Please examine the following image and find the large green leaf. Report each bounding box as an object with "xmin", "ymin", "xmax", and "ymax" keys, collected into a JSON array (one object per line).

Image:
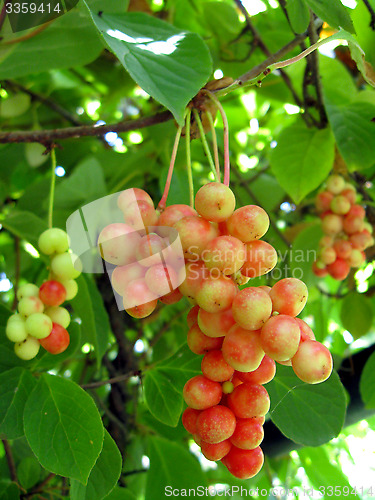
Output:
[
  {"xmin": 0, "ymin": 368, "xmax": 37, "ymax": 440},
  {"xmin": 360, "ymin": 351, "xmax": 375, "ymax": 409},
  {"xmin": 17, "ymin": 456, "xmax": 42, "ymax": 490},
  {"xmin": 0, "ymin": 481, "xmax": 20, "ymax": 500},
  {"xmin": 1, "ymin": 211, "xmax": 48, "ymax": 249},
  {"xmin": 146, "ymin": 436, "xmax": 206, "ymax": 500},
  {"xmin": 143, "ymin": 344, "xmax": 201, "ymax": 427},
  {"xmin": 304, "ymin": 0, "xmax": 355, "ymax": 33},
  {"xmin": 0, "ymin": 6, "xmax": 103, "ymax": 79},
  {"xmin": 53, "ymin": 157, "xmax": 106, "ymax": 211},
  {"xmin": 84, "ymin": 9, "xmax": 212, "ymax": 124},
  {"xmin": 340, "ymin": 293, "xmax": 373, "ymax": 339},
  {"xmin": 70, "ymin": 275, "xmax": 110, "ymax": 368},
  {"xmin": 70, "ymin": 430, "xmax": 122, "ymax": 500},
  {"xmin": 24, "ymin": 373, "xmax": 104, "ymax": 484},
  {"xmin": 289, "ymin": 223, "xmax": 322, "ymax": 287},
  {"xmin": 270, "ymin": 123, "xmax": 335, "ymax": 203},
  {"xmin": 325, "ymin": 101, "xmax": 375, "ymax": 171},
  {"xmin": 286, "ymin": 0, "xmax": 310, "ymax": 34},
  {"xmin": 298, "ymin": 447, "xmax": 358, "ymax": 499},
  {"xmin": 267, "ymin": 366, "xmax": 346, "ymax": 446}
]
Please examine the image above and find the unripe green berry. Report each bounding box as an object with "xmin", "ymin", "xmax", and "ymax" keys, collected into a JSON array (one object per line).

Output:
[
  {"xmin": 51, "ymin": 253, "xmax": 82, "ymax": 280},
  {"xmin": 18, "ymin": 296, "xmax": 44, "ymax": 317},
  {"xmin": 6, "ymin": 316, "xmax": 28, "ymax": 342},
  {"xmin": 38, "ymin": 228, "xmax": 69, "ymax": 255},
  {"xmin": 17, "ymin": 283, "xmax": 39, "ymax": 300},
  {"xmin": 45, "ymin": 306, "xmax": 71, "ymax": 329},
  {"xmin": 14, "ymin": 336, "xmax": 40, "ymax": 360},
  {"xmin": 25, "ymin": 313, "xmax": 53, "ymax": 339}
]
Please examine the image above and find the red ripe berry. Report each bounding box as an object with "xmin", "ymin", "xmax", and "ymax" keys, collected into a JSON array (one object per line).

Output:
[
  {"xmin": 201, "ymin": 350, "xmax": 235, "ymax": 382},
  {"xmin": 222, "ymin": 446, "xmax": 264, "ymax": 479},
  {"xmin": 227, "ymin": 383, "xmax": 270, "ymax": 418},
  {"xmin": 187, "ymin": 324, "xmax": 223, "ymax": 355},
  {"xmin": 316, "ymin": 191, "xmax": 334, "ymax": 212},
  {"xmin": 326, "ymin": 258, "xmax": 350, "ymax": 280},
  {"xmin": 196, "ymin": 405, "xmax": 236, "ymax": 444},
  {"xmin": 181, "ymin": 408, "xmax": 201, "ymax": 434},
  {"xmin": 236, "ymin": 355, "xmax": 276, "ymax": 385},
  {"xmin": 187, "ymin": 305, "xmax": 200, "ymax": 328},
  {"xmin": 183, "ymin": 375, "xmax": 222, "ymax": 410},
  {"xmin": 39, "ymin": 323, "xmax": 70, "ymax": 354},
  {"xmin": 333, "ymin": 240, "xmax": 352, "ymax": 259},
  {"xmin": 341, "ymin": 187, "xmax": 356, "ymax": 205},
  {"xmin": 159, "ymin": 288, "xmax": 183, "ymax": 305},
  {"xmin": 269, "ymin": 278, "xmax": 308, "ymax": 317},
  {"xmin": 200, "ymin": 440, "xmax": 231, "ymax": 461},
  {"xmin": 312, "ymin": 261, "xmax": 328, "ymax": 277},
  {"xmin": 230, "ymin": 418, "xmax": 264, "ymax": 450},
  {"xmin": 158, "ymin": 204, "xmax": 197, "ymax": 227},
  {"xmin": 39, "ymin": 280, "xmax": 66, "ymax": 307}
]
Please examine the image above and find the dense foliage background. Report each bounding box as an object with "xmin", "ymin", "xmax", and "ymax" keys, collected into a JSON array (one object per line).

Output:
[{"xmin": 1, "ymin": 0, "xmax": 375, "ymax": 498}]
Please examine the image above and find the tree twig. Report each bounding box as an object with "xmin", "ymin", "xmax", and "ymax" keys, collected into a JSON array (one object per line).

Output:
[
  {"xmin": 2, "ymin": 439, "xmax": 18, "ymax": 483},
  {"xmin": 305, "ymin": 14, "xmax": 327, "ymax": 127},
  {"xmin": 362, "ymin": 0, "xmax": 375, "ymax": 30},
  {"xmin": 4, "ymin": 80, "xmax": 82, "ymax": 126},
  {"xmin": 0, "ymin": 110, "xmax": 173, "ymax": 144},
  {"xmin": 11, "ymin": 236, "xmax": 20, "ymax": 311},
  {"xmin": 82, "ymin": 369, "xmax": 141, "ymax": 389},
  {"xmin": 0, "ymin": 0, "xmax": 12, "ymax": 33},
  {"xmin": 232, "ymin": 0, "xmax": 311, "ymax": 125}
]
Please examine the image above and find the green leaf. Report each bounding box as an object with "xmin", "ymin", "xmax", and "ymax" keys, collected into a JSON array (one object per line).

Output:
[
  {"xmin": 320, "ymin": 54, "xmax": 357, "ymax": 106},
  {"xmin": 143, "ymin": 344, "xmax": 201, "ymax": 427},
  {"xmin": 286, "ymin": 0, "xmax": 310, "ymax": 34},
  {"xmin": 0, "ymin": 481, "xmax": 20, "ymax": 500},
  {"xmin": 0, "ymin": 368, "xmax": 37, "ymax": 439},
  {"xmin": 70, "ymin": 430, "xmax": 122, "ymax": 500},
  {"xmin": 70, "ymin": 275, "xmax": 110, "ymax": 368},
  {"xmin": 325, "ymin": 101, "xmax": 375, "ymax": 171},
  {"xmin": 267, "ymin": 366, "xmax": 346, "ymax": 446},
  {"xmin": 85, "ymin": 10, "xmax": 212, "ymax": 124},
  {"xmin": 340, "ymin": 293, "xmax": 373, "ymax": 339},
  {"xmin": 202, "ymin": 2, "xmax": 242, "ymax": 39},
  {"xmin": 0, "ymin": 7, "xmax": 103, "ymax": 79},
  {"xmin": 360, "ymin": 351, "xmax": 375, "ymax": 408},
  {"xmin": 17, "ymin": 456, "xmax": 41, "ymax": 490},
  {"xmin": 1, "ymin": 211, "xmax": 48, "ymax": 249},
  {"xmin": 24, "ymin": 373, "xmax": 104, "ymax": 484},
  {"xmin": 146, "ymin": 436, "xmax": 206, "ymax": 499},
  {"xmin": 298, "ymin": 447, "xmax": 358, "ymax": 499},
  {"xmin": 105, "ymin": 488, "xmax": 137, "ymax": 500},
  {"xmin": 290, "ymin": 223, "xmax": 322, "ymax": 286},
  {"xmin": 270, "ymin": 123, "xmax": 335, "ymax": 203},
  {"xmin": 54, "ymin": 157, "xmax": 106, "ymax": 211},
  {"xmin": 304, "ymin": 0, "xmax": 355, "ymax": 33}
]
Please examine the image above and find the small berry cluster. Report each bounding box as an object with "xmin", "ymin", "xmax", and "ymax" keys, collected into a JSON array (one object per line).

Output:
[
  {"xmin": 5, "ymin": 228, "xmax": 81, "ymax": 360},
  {"xmin": 98, "ymin": 183, "xmax": 333, "ymax": 479},
  {"xmin": 313, "ymin": 174, "xmax": 374, "ymax": 280}
]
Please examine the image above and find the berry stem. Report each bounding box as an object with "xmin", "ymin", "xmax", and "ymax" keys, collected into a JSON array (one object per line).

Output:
[
  {"xmin": 206, "ymin": 110, "xmax": 221, "ymax": 183},
  {"xmin": 48, "ymin": 148, "xmax": 57, "ymax": 229},
  {"xmin": 185, "ymin": 108, "xmax": 194, "ymax": 208},
  {"xmin": 192, "ymin": 108, "xmax": 219, "ymax": 183},
  {"xmin": 204, "ymin": 91, "xmax": 230, "ymax": 186},
  {"xmin": 158, "ymin": 121, "xmax": 183, "ymax": 210}
]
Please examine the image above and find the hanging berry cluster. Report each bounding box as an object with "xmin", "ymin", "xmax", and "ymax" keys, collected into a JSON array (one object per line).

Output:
[
  {"xmin": 5, "ymin": 228, "xmax": 81, "ymax": 360},
  {"xmin": 96, "ymin": 94, "xmax": 335, "ymax": 479},
  {"xmin": 313, "ymin": 174, "xmax": 374, "ymax": 280},
  {"xmin": 98, "ymin": 179, "xmax": 333, "ymax": 479}
]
